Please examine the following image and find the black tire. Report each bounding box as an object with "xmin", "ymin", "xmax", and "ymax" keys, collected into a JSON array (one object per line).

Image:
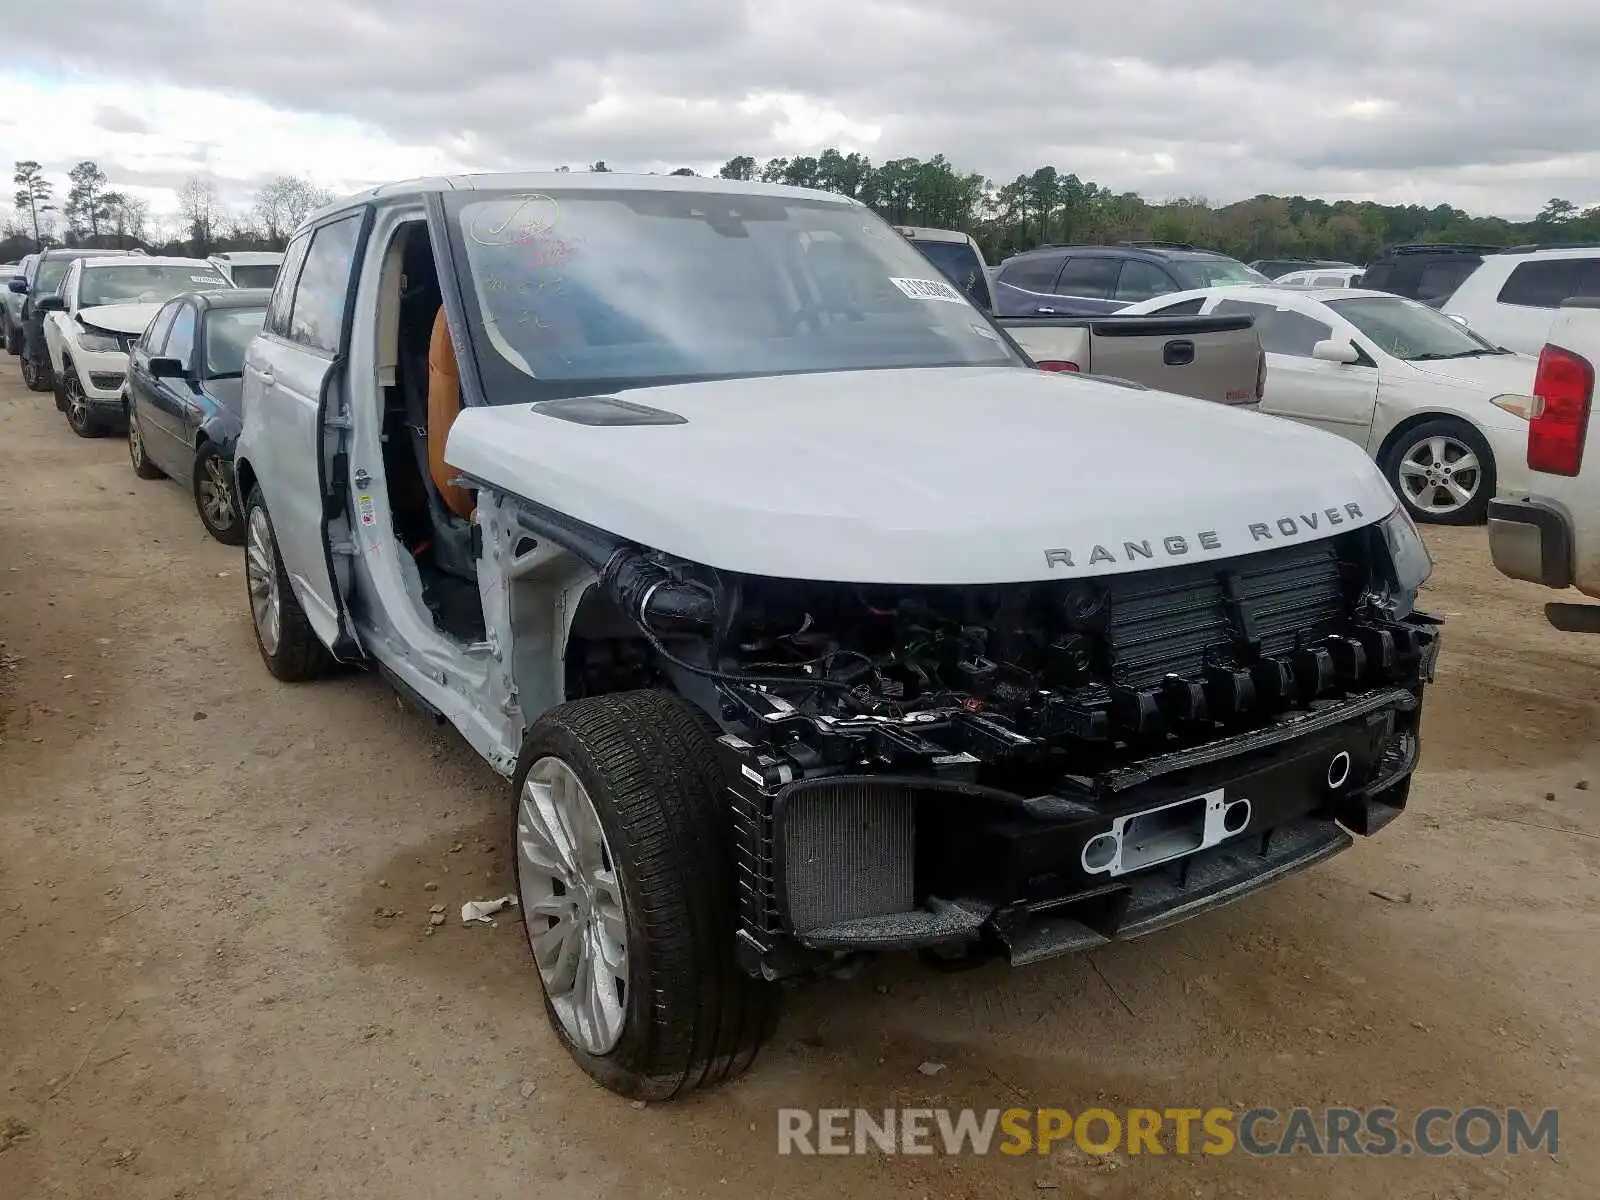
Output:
[
  {"xmin": 127, "ymin": 405, "xmax": 165, "ymax": 479},
  {"xmin": 3, "ymin": 317, "xmax": 18, "ymax": 356},
  {"xmin": 1383, "ymin": 417, "xmax": 1495, "ymax": 526},
  {"xmin": 243, "ymin": 484, "xmax": 334, "ymax": 682},
  {"xmin": 61, "ymin": 362, "xmax": 105, "ymax": 437},
  {"xmin": 21, "ymin": 350, "xmax": 52, "ymax": 393},
  {"xmin": 194, "ymin": 444, "xmax": 244, "ymax": 545},
  {"xmin": 513, "ymin": 690, "xmax": 780, "ymax": 1100}
]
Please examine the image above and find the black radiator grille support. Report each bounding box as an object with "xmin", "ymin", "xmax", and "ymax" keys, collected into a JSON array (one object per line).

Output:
[{"xmin": 1104, "ymin": 541, "xmax": 1349, "ymax": 688}]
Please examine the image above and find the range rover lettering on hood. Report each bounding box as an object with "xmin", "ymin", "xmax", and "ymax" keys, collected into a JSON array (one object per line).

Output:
[{"xmin": 1043, "ymin": 503, "xmax": 1368, "ymax": 570}]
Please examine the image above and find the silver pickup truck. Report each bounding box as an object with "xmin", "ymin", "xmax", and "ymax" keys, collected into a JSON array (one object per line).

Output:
[{"xmin": 900, "ymin": 226, "xmax": 1264, "ymax": 405}]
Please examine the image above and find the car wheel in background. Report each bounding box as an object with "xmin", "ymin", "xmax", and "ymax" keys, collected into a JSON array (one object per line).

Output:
[
  {"xmin": 194, "ymin": 444, "xmax": 244, "ymax": 545},
  {"xmin": 21, "ymin": 352, "xmax": 52, "ymax": 393},
  {"xmin": 3, "ymin": 317, "xmax": 18, "ymax": 355},
  {"xmin": 243, "ymin": 484, "xmax": 334, "ymax": 682},
  {"xmin": 128, "ymin": 406, "xmax": 165, "ymax": 480},
  {"xmin": 1384, "ymin": 417, "xmax": 1495, "ymax": 526}
]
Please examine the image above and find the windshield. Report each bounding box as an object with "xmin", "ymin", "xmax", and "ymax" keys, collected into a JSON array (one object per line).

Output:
[
  {"xmin": 448, "ymin": 188, "xmax": 1020, "ymax": 399},
  {"xmin": 228, "ymin": 264, "xmax": 280, "ymax": 289},
  {"xmin": 82, "ymin": 264, "xmax": 229, "ymax": 307},
  {"xmin": 36, "ymin": 258, "xmax": 79, "ymax": 294},
  {"xmin": 204, "ymin": 307, "xmax": 267, "ymax": 377},
  {"xmin": 1327, "ymin": 295, "xmax": 1503, "ymax": 360}
]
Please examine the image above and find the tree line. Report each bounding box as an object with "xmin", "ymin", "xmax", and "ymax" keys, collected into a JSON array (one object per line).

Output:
[
  {"xmin": 9, "ymin": 150, "xmax": 1599, "ymax": 268},
  {"xmin": 4, "ymin": 160, "xmax": 332, "ymax": 262}
]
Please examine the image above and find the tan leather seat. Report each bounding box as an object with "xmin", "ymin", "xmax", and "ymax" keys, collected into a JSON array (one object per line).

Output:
[{"xmin": 427, "ymin": 307, "xmax": 474, "ymax": 520}]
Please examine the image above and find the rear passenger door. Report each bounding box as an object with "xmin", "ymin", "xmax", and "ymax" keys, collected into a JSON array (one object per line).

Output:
[{"xmin": 243, "ymin": 210, "xmax": 371, "ymax": 657}]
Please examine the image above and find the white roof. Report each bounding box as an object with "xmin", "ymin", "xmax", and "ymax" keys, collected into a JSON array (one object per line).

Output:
[
  {"xmin": 302, "ymin": 169, "xmax": 861, "ymax": 231},
  {"xmin": 212, "ymin": 251, "xmax": 284, "ymax": 265},
  {"xmin": 81, "ymin": 254, "xmax": 223, "ymax": 270}
]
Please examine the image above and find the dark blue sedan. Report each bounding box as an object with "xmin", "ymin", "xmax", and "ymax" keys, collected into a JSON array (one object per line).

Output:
[{"xmin": 125, "ymin": 288, "xmax": 270, "ymax": 544}]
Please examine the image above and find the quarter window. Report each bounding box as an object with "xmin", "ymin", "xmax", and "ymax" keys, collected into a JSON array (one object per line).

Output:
[
  {"xmin": 287, "ymin": 214, "xmax": 364, "ymax": 354},
  {"xmin": 1495, "ymin": 258, "xmax": 1600, "ymax": 308}
]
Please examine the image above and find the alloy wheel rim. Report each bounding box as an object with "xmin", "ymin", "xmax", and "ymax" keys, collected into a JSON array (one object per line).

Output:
[
  {"xmin": 66, "ymin": 372, "xmax": 87, "ymax": 427},
  {"xmin": 516, "ymin": 756, "xmax": 629, "ymax": 1055},
  {"xmin": 244, "ymin": 507, "xmax": 281, "ymax": 654},
  {"xmin": 1398, "ymin": 434, "xmax": 1480, "ymax": 515},
  {"xmin": 128, "ymin": 414, "xmax": 144, "ymax": 467},
  {"xmin": 199, "ymin": 459, "xmax": 235, "ymax": 530}
]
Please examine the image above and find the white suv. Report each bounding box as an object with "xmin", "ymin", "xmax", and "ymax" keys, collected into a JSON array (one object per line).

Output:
[
  {"xmin": 39, "ymin": 255, "xmax": 231, "ymax": 436},
  {"xmin": 1443, "ymin": 246, "xmax": 1600, "ymax": 356},
  {"xmin": 234, "ymin": 171, "xmax": 1442, "ymax": 1101}
]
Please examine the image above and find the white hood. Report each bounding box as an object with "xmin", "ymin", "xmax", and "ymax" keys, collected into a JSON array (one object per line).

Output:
[
  {"xmin": 78, "ymin": 302, "xmax": 162, "ymax": 336},
  {"xmin": 445, "ymin": 366, "xmax": 1399, "ymax": 584}
]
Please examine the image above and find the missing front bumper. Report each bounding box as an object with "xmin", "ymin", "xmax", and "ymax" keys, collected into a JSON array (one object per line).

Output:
[{"xmin": 723, "ymin": 683, "xmax": 1424, "ymax": 980}]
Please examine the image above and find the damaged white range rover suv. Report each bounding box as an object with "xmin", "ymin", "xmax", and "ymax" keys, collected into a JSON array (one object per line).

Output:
[{"xmin": 235, "ymin": 173, "xmax": 1442, "ymax": 1100}]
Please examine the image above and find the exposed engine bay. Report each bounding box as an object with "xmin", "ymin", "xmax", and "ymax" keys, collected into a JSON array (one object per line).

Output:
[{"xmin": 576, "ymin": 519, "xmax": 1441, "ymax": 979}]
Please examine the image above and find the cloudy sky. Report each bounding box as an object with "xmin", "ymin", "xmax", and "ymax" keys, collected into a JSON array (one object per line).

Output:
[{"xmin": 3, "ymin": 0, "xmax": 1597, "ymax": 222}]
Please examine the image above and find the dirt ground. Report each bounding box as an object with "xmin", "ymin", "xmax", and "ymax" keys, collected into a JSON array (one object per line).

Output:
[{"xmin": 1, "ymin": 355, "xmax": 1596, "ymax": 1200}]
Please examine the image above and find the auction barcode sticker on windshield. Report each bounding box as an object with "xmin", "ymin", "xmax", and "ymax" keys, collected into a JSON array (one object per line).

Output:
[{"xmin": 889, "ymin": 277, "xmax": 966, "ymax": 303}]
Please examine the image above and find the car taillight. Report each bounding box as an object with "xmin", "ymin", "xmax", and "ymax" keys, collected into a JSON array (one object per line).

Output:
[
  {"xmin": 1036, "ymin": 360, "xmax": 1079, "ymax": 373},
  {"xmin": 1529, "ymin": 343, "xmax": 1595, "ymax": 476}
]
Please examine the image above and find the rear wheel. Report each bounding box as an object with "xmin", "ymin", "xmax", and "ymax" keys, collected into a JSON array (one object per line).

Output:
[
  {"xmin": 194, "ymin": 444, "xmax": 244, "ymax": 545},
  {"xmin": 128, "ymin": 406, "xmax": 165, "ymax": 479},
  {"xmin": 243, "ymin": 484, "xmax": 334, "ymax": 682},
  {"xmin": 513, "ymin": 690, "xmax": 779, "ymax": 1100},
  {"xmin": 1384, "ymin": 418, "xmax": 1494, "ymax": 525},
  {"xmin": 3, "ymin": 316, "xmax": 18, "ymax": 355}
]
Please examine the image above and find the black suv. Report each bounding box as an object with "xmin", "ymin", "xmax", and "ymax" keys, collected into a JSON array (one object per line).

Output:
[
  {"xmin": 991, "ymin": 242, "xmax": 1268, "ymax": 317},
  {"xmin": 1357, "ymin": 244, "xmax": 1499, "ymax": 308},
  {"xmin": 13, "ymin": 247, "xmax": 129, "ymax": 392}
]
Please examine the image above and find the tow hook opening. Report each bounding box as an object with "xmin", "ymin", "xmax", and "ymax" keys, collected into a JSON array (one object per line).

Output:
[{"xmin": 1327, "ymin": 750, "xmax": 1353, "ymax": 790}]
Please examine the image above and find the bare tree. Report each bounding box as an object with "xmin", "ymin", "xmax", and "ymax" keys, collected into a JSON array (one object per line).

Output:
[
  {"xmin": 251, "ymin": 174, "xmax": 333, "ymax": 247},
  {"xmin": 104, "ymin": 193, "xmax": 150, "ymax": 248},
  {"xmin": 177, "ymin": 175, "xmax": 222, "ymax": 256}
]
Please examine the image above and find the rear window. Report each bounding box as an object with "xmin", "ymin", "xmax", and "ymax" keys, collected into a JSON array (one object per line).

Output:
[
  {"xmin": 228, "ymin": 264, "xmax": 281, "ymax": 289},
  {"xmin": 909, "ymin": 239, "xmax": 991, "ymax": 309},
  {"xmin": 1496, "ymin": 258, "xmax": 1600, "ymax": 308}
]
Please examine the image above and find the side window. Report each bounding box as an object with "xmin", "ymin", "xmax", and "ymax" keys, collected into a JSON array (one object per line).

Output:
[
  {"xmin": 1053, "ymin": 257, "xmax": 1121, "ymax": 299},
  {"xmin": 164, "ymin": 305, "xmax": 197, "ymax": 370},
  {"xmin": 1495, "ymin": 259, "xmax": 1592, "ymax": 308},
  {"xmin": 1149, "ymin": 296, "xmax": 1207, "ymax": 316},
  {"xmin": 265, "ymin": 234, "xmax": 312, "ymax": 338},
  {"xmin": 1313, "ymin": 274, "xmax": 1347, "ymax": 287},
  {"xmin": 998, "ymin": 256, "xmax": 1064, "ymax": 293},
  {"xmin": 1216, "ymin": 299, "xmax": 1332, "ymax": 357},
  {"xmin": 1115, "ymin": 260, "xmax": 1179, "ymax": 302},
  {"xmin": 287, "ymin": 214, "xmax": 364, "ymax": 354},
  {"xmin": 1417, "ymin": 260, "xmax": 1475, "ymax": 303},
  {"xmin": 143, "ymin": 301, "xmax": 181, "ymax": 352}
]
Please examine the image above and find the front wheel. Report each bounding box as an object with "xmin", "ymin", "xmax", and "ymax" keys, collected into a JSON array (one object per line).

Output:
[
  {"xmin": 243, "ymin": 485, "xmax": 334, "ymax": 682},
  {"xmin": 194, "ymin": 445, "xmax": 244, "ymax": 545},
  {"xmin": 513, "ymin": 690, "xmax": 779, "ymax": 1100},
  {"xmin": 62, "ymin": 363, "xmax": 104, "ymax": 437},
  {"xmin": 1384, "ymin": 418, "xmax": 1495, "ymax": 525}
]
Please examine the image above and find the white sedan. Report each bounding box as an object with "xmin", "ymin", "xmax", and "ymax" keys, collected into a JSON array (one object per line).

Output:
[{"xmin": 1119, "ymin": 285, "xmax": 1537, "ymax": 525}]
